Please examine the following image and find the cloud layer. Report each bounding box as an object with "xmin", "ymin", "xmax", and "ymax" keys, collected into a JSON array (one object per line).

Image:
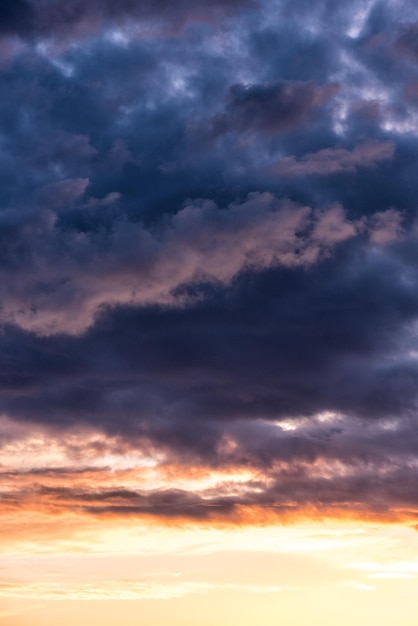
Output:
[{"xmin": 1, "ymin": 0, "xmax": 418, "ymax": 526}]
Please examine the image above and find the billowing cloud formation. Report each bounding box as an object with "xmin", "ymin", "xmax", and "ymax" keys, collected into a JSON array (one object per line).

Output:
[
  {"xmin": 1, "ymin": 0, "xmax": 418, "ymax": 527},
  {"xmin": 0, "ymin": 194, "xmax": 367, "ymax": 334}
]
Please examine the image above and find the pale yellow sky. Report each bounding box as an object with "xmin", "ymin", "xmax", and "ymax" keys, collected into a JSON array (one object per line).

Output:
[{"xmin": 1, "ymin": 518, "xmax": 418, "ymax": 626}]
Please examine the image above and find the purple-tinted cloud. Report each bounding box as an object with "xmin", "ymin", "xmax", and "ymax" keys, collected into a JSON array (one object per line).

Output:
[
  {"xmin": 394, "ymin": 22, "xmax": 418, "ymax": 62},
  {"xmin": 0, "ymin": 194, "xmax": 363, "ymax": 335},
  {"xmin": 210, "ymin": 81, "xmax": 339, "ymax": 137},
  {"xmin": 0, "ymin": 0, "xmax": 418, "ymax": 526},
  {"xmin": 272, "ymin": 140, "xmax": 395, "ymax": 177}
]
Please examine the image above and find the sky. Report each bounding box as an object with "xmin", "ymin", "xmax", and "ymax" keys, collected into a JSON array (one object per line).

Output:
[{"xmin": 1, "ymin": 0, "xmax": 418, "ymax": 624}]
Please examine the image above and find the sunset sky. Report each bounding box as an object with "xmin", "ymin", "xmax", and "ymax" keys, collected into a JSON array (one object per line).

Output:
[{"xmin": 1, "ymin": 0, "xmax": 418, "ymax": 624}]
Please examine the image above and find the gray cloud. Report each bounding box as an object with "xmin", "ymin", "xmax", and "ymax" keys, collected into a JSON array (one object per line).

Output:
[
  {"xmin": 0, "ymin": 0, "xmax": 418, "ymax": 524},
  {"xmin": 0, "ymin": 194, "xmax": 366, "ymax": 335},
  {"xmin": 210, "ymin": 81, "xmax": 340, "ymax": 137}
]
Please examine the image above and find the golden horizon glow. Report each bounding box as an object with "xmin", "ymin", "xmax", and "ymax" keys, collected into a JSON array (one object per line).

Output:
[{"xmin": 1, "ymin": 418, "xmax": 417, "ymax": 624}]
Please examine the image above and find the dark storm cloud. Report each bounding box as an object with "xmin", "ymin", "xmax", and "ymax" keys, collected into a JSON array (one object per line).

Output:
[
  {"xmin": 210, "ymin": 81, "xmax": 340, "ymax": 137},
  {"xmin": 0, "ymin": 0, "xmax": 257, "ymax": 41},
  {"xmin": 0, "ymin": 235, "xmax": 417, "ymax": 436},
  {"xmin": 0, "ymin": 0, "xmax": 33, "ymax": 35},
  {"xmin": 1, "ymin": 0, "xmax": 418, "ymax": 522}
]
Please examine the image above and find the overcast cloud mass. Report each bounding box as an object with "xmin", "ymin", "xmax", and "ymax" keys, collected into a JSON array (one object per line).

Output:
[{"xmin": 1, "ymin": 0, "xmax": 418, "ymax": 526}]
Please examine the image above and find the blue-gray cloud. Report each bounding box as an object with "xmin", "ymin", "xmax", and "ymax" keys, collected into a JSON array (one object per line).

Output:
[{"xmin": 0, "ymin": 0, "xmax": 418, "ymax": 522}]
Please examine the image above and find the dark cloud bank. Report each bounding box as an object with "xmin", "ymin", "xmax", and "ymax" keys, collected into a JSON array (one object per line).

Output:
[{"xmin": 1, "ymin": 0, "xmax": 418, "ymax": 523}]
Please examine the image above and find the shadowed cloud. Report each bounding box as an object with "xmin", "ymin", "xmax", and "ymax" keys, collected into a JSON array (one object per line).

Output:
[
  {"xmin": 0, "ymin": 0, "xmax": 418, "ymax": 528},
  {"xmin": 210, "ymin": 81, "xmax": 340, "ymax": 137}
]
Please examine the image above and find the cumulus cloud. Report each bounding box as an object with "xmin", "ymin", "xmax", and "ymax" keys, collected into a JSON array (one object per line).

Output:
[
  {"xmin": 36, "ymin": 177, "xmax": 89, "ymax": 208},
  {"xmin": 368, "ymin": 209, "xmax": 404, "ymax": 245},
  {"xmin": 0, "ymin": 193, "xmax": 367, "ymax": 335}
]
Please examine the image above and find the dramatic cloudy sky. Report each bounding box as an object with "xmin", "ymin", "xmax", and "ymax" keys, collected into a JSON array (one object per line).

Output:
[{"xmin": 2, "ymin": 1, "xmax": 418, "ymax": 624}]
